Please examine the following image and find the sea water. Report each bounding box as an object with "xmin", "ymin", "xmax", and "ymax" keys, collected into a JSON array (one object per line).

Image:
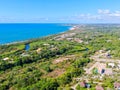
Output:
[{"xmin": 0, "ymin": 23, "xmax": 70, "ymax": 44}]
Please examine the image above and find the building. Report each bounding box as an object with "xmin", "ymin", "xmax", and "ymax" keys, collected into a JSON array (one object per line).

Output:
[
  {"xmin": 96, "ymin": 85, "xmax": 104, "ymax": 90},
  {"xmin": 80, "ymin": 81, "xmax": 86, "ymax": 87},
  {"xmin": 80, "ymin": 81, "xmax": 91, "ymax": 88},
  {"xmin": 36, "ymin": 48, "xmax": 42, "ymax": 53},
  {"xmin": 118, "ymin": 64, "xmax": 120, "ymax": 69},
  {"xmin": 99, "ymin": 50, "xmax": 105, "ymax": 54},
  {"xmin": 97, "ymin": 63, "xmax": 106, "ymax": 74},
  {"xmin": 3, "ymin": 57, "xmax": 9, "ymax": 61},
  {"xmin": 104, "ymin": 68, "xmax": 113, "ymax": 75},
  {"xmin": 108, "ymin": 63, "xmax": 115, "ymax": 68},
  {"xmin": 114, "ymin": 82, "xmax": 120, "ymax": 90},
  {"xmin": 92, "ymin": 63, "xmax": 113, "ymax": 75}
]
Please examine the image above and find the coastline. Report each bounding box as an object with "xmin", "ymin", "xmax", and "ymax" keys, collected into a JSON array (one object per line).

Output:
[
  {"xmin": 0, "ymin": 25, "xmax": 76, "ymax": 46},
  {"xmin": 0, "ymin": 34, "xmax": 55, "ymax": 46}
]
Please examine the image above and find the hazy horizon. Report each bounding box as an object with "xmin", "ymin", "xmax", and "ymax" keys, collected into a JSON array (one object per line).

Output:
[{"xmin": 0, "ymin": 0, "xmax": 120, "ymax": 23}]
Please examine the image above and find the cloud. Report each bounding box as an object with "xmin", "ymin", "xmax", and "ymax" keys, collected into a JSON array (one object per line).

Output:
[
  {"xmin": 0, "ymin": 17, "xmax": 50, "ymax": 23},
  {"xmin": 98, "ymin": 9, "xmax": 110, "ymax": 14},
  {"xmin": 109, "ymin": 11, "xmax": 120, "ymax": 17},
  {"xmin": 62, "ymin": 9, "xmax": 120, "ymax": 23},
  {"xmin": 1, "ymin": 9, "xmax": 120, "ymax": 23},
  {"xmin": 97, "ymin": 9, "xmax": 120, "ymax": 17}
]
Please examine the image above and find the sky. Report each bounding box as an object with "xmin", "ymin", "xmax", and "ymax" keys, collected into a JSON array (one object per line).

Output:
[{"xmin": 0, "ymin": 0, "xmax": 120, "ymax": 23}]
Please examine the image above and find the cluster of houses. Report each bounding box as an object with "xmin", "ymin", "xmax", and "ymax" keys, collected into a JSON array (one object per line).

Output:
[
  {"xmin": 79, "ymin": 49, "xmax": 120, "ymax": 90},
  {"xmin": 69, "ymin": 26, "xmax": 78, "ymax": 30},
  {"xmin": 79, "ymin": 81, "xmax": 104, "ymax": 90},
  {"xmin": 114, "ymin": 82, "xmax": 120, "ymax": 90},
  {"xmin": 79, "ymin": 81, "xmax": 91, "ymax": 88},
  {"xmin": 54, "ymin": 33, "xmax": 76, "ymax": 40},
  {"xmin": 90, "ymin": 62, "xmax": 120, "ymax": 75},
  {"xmin": 88, "ymin": 49, "xmax": 120, "ymax": 76},
  {"xmin": 66, "ymin": 38, "xmax": 83, "ymax": 43},
  {"xmin": 108, "ymin": 62, "xmax": 120, "ymax": 69},
  {"xmin": 95, "ymin": 50, "xmax": 112, "ymax": 59},
  {"xmin": 85, "ymin": 62, "xmax": 120, "ymax": 76},
  {"xmin": 85, "ymin": 62, "xmax": 113, "ymax": 75},
  {"xmin": 78, "ymin": 81, "xmax": 120, "ymax": 90}
]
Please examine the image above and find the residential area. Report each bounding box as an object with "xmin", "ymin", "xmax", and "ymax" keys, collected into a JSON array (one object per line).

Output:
[{"xmin": 72, "ymin": 50, "xmax": 120, "ymax": 90}]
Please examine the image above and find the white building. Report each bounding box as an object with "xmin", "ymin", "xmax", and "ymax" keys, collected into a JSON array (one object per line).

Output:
[
  {"xmin": 3, "ymin": 57, "xmax": 9, "ymax": 61},
  {"xmin": 108, "ymin": 63, "xmax": 115, "ymax": 68},
  {"xmin": 118, "ymin": 64, "xmax": 120, "ymax": 69}
]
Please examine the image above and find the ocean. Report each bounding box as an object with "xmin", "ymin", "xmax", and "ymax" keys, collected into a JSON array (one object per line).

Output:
[{"xmin": 0, "ymin": 23, "xmax": 70, "ymax": 44}]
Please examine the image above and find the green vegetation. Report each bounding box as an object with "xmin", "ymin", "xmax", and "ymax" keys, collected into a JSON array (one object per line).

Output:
[{"xmin": 0, "ymin": 24, "xmax": 120, "ymax": 90}]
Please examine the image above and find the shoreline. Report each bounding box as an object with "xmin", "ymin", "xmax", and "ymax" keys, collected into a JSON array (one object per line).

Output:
[
  {"xmin": 0, "ymin": 25, "xmax": 76, "ymax": 46},
  {"xmin": 0, "ymin": 34, "xmax": 56, "ymax": 46}
]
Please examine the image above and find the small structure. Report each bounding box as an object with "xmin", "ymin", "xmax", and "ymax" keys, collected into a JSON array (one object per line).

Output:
[
  {"xmin": 94, "ymin": 63, "xmax": 113, "ymax": 75},
  {"xmin": 105, "ymin": 50, "xmax": 111, "ymax": 58},
  {"xmin": 114, "ymin": 82, "xmax": 120, "ymax": 90},
  {"xmin": 86, "ymin": 62, "xmax": 113, "ymax": 75},
  {"xmin": 97, "ymin": 63, "xmax": 106, "ymax": 74},
  {"xmin": 108, "ymin": 63, "xmax": 115, "ymax": 68},
  {"xmin": 66, "ymin": 38, "xmax": 73, "ymax": 41},
  {"xmin": 43, "ymin": 43, "xmax": 50, "ymax": 46},
  {"xmin": 99, "ymin": 50, "xmax": 105, "ymax": 54},
  {"xmin": 96, "ymin": 85, "xmax": 104, "ymax": 90},
  {"xmin": 104, "ymin": 68, "xmax": 113, "ymax": 75},
  {"xmin": 80, "ymin": 81, "xmax": 91, "ymax": 88},
  {"xmin": 118, "ymin": 64, "xmax": 120, "ymax": 69},
  {"xmin": 74, "ymin": 38, "xmax": 83, "ymax": 43},
  {"xmin": 3, "ymin": 57, "xmax": 9, "ymax": 61},
  {"xmin": 36, "ymin": 48, "xmax": 42, "ymax": 53},
  {"xmin": 21, "ymin": 53, "xmax": 30, "ymax": 57},
  {"xmin": 80, "ymin": 81, "xmax": 86, "ymax": 87},
  {"xmin": 106, "ymin": 53, "xmax": 111, "ymax": 58},
  {"xmin": 86, "ymin": 62, "xmax": 106, "ymax": 74},
  {"xmin": 107, "ymin": 40, "xmax": 112, "ymax": 42}
]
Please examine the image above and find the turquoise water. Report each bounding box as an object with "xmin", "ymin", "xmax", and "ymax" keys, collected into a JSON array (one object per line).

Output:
[{"xmin": 0, "ymin": 24, "xmax": 70, "ymax": 44}]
